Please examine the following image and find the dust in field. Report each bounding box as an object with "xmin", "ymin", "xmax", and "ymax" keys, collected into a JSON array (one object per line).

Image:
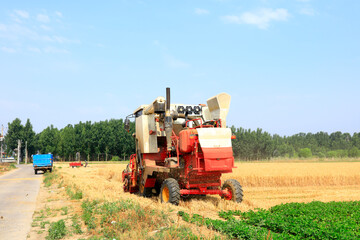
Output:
[{"xmin": 56, "ymin": 161, "xmax": 360, "ymax": 218}]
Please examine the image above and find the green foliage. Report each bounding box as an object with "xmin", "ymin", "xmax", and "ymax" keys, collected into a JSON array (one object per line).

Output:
[
  {"xmin": 298, "ymin": 148, "xmax": 312, "ymax": 158},
  {"xmin": 348, "ymin": 147, "xmax": 360, "ymax": 157},
  {"xmin": 316, "ymin": 151, "xmax": 326, "ymax": 158},
  {"xmin": 152, "ymin": 225, "xmax": 199, "ymax": 240},
  {"xmin": 180, "ymin": 201, "xmax": 360, "ymax": 239},
  {"xmin": 231, "ymin": 128, "xmax": 360, "ymax": 160},
  {"xmin": 4, "ymin": 116, "xmax": 360, "ymax": 161},
  {"xmin": 81, "ymin": 200, "xmax": 98, "ymax": 230},
  {"xmin": 71, "ymin": 214, "xmax": 83, "ymax": 234},
  {"xmin": 9, "ymin": 163, "xmax": 16, "ymax": 169},
  {"xmin": 327, "ymin": 150, "xmax": 348, "ymax": 158},
  {"xmin": 111, "ymin": 156, "xmax": 121, "ymax": 161},
  {"xmin": 66, "ymin": 186, "xmax": 83, "ymax": 200},
  {"xmin": 4, "ymin": 118, "xmax": 36, "ymax": 159},
  {"xmin": 37, "ymin": 125, "xmax": 60, "ymax": 156},
  {"xmin": 33, "ymin": 119, "xmax": 135, "ymax": 161},
  {"xmin": 43, "ymin": 172, "xmax": 58, "ymax": 187},
  {"xmin": 81, "ymin": 199, "xmax": 174, "ymax": 239},
  {"xmin": 178, "ymin": 211, "xmax": 286, "ymax": 239},
  {"xmin": 40, "ymin": 221, "xmax": 50, "ymax": 229},
  {"xmin": 46, "ymin": 220, "xmax": 67, "ymax": 240},
  {"xmin": 60, "ymin": 206, "xmax": 68, "ymax": 215},
  {"xmin": 5, "ymin": 118, "xmax": 23, "ymax": 155}
]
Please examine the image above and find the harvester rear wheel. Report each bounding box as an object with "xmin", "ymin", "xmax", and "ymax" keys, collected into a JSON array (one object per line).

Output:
[
  {"xmin": 160, "ymin": 178, "xmax": 180, "ymax": 205},
  {"xmin": 222, "ymin": 179, "xmax": 243, "ymax": 203}
]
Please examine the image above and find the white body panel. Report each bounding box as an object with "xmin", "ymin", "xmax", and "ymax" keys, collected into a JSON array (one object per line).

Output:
[{"xmin": 197, "ymin": 128, "xmax": 232, "ymax": 148}]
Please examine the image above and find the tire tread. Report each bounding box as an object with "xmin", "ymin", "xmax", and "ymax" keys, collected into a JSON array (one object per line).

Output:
[
  {"xmin": 161, "ymin": 178, "xmax": 180, "ymax": 205},
  {"xmin": 222, "ymin": 179, "xmax": 243, "ymax": 203}
]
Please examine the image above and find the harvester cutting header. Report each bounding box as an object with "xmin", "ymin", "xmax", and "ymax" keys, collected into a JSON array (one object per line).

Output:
[{"xmin": 122, "ymin": 88, "xmax": 243, "ymax": 205}]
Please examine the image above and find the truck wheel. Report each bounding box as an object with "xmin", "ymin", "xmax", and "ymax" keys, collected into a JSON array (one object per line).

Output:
[
  {"xmin": 34, "ymin": 169, "xmax": 37, "ymax": 175},
  {"xmin": 160, "ymin": 178, "xmax": 180, "ymax": 205},
  {"xmin": 222, "ymin": 179, "xmax": 243, "ymax": 203},
  {"xmin": 49, "ymin": 168, "xmax": 52, "ymax": 173}
]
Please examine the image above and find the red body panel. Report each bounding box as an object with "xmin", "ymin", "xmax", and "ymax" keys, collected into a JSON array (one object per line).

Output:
[
  {"xmin": 144, "ymin": 178, "xmax": 156, "ymax": 188},
  {"xmin": 202, "ymin": 147, "xmax": 234, "ymax": 172},
  {"xmin": 179, "ymin": 129, "xmax": 196, "ymax": 153}
]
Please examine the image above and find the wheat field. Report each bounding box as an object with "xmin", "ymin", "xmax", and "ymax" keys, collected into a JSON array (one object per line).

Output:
[{"xmin": 56, "ymin": 161, "xmax": 360, "ymax": 219}]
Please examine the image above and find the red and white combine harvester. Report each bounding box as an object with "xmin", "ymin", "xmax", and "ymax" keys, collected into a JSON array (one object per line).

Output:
[{"xmin": 122, "ymin": 88, "xmax": 243, "ymax": 205}]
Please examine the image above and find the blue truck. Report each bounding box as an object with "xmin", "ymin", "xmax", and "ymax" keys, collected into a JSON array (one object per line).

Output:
[{"xmin": 33, "ymin": 154, "xmax": 53, "ymax": 174}]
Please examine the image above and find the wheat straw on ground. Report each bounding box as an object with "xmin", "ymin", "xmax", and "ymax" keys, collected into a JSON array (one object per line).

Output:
[{"xmin": 56, "ymin": 161, "xmax": 360, "ymax": 218}]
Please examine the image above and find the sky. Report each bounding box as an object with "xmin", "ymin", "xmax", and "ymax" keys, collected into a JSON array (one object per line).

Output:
[{"xmin": 0, "ymin": 0, "xmax": 359, "ymax": 136}]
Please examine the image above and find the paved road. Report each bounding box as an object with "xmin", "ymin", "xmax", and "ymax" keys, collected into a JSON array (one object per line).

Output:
[{"xmin": 0, "ymin": 165, "xmax": 42, "ymax": 240}]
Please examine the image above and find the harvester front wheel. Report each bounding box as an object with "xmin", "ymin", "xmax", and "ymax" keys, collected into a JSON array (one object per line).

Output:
[
  {"xmin": 222, "ymin": 179, "xmax": 243, "ymax": 203},
  {"xmin": 160, "ymin": 178, "xmax": 180, "ymax": 205},
  {"xmin": 139, "ymin": 183, "xmax": 152, "ymax": 198}
]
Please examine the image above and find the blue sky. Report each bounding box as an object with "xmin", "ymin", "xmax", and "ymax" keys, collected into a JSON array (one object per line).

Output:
[{"xmin": 0, "ymin": 0, "xmax": 359, "ymax": 136}]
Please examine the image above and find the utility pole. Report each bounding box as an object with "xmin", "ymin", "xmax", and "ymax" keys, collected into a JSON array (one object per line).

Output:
[
  {"xmin": 0, "ymin": 125, "xmax": 3, "ymax": 163},
  {"xmin": 17, "ymin": 139, "xmax": 21, "ymax": 164},
  {"xmin": 25, "ymin": 141, "xmax": 28, "ymax": 164}
]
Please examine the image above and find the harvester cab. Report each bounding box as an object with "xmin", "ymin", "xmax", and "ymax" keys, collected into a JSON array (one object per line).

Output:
[{"xmin": 122, "ymin": 88, "xmax": 243, "ymax": 205}]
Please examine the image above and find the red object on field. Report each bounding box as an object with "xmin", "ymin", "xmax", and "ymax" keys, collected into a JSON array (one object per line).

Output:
[{"xmin": 69, "ymin": 162, "xmax": 83, "ymax": 167}]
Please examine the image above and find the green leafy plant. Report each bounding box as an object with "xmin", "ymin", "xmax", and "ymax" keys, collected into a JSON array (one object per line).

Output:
[
  {"xmin": 47, "ymin": 220, "xmax": 67, "ymax": 240},
  {"xmin": 179, "ymin": 201, "xmax": 360, "ymax": 240},
  {"xmin": 61, "ymin": 206, "xmax": 68, "ymax": 215},
  {"xmin": 66, "ymin": 186, "xmax": 83, "ymax": 200},
  {"xmin": 71, "ymin": 214, "xmax": 83, "ymax": 234},
  {"xmin": 44, "ymin": 172, "xmax": 58, "ymax": 187}
]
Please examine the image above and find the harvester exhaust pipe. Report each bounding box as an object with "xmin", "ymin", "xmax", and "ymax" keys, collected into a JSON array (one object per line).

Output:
[{"xmin": 164, "ymin": 87, "xmax": 173, "ymax": 151}]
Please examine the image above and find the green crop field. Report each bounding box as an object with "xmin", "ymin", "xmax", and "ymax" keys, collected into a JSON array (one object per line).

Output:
[{"xmin": 179, "ymin": 201, "xmax": 360, "ymax": 239}]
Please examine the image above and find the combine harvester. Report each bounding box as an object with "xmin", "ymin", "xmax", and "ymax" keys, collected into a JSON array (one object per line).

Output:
[{"xmin": 122, "ymin": 88, "xmax": 243, "ymax": 205}]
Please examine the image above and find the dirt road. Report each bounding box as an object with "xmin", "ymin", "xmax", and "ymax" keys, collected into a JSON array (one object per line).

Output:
[{"xmin": 0, "ymin": 165, "xmax": 42, "ymax": 240}]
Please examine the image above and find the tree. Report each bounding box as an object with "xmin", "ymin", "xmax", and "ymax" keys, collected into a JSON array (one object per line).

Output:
[
  {"xmin": 5, "ymin": 118, "xmax": 23, "ymax": 156},
  {"xmin": 23, "ymin": 119, "xmax": 36, "ymax": 157},
  {"xmin": 298, "ymin": 148, "xmax": 312, "ymax": 158},
  {"xmin": 58, "ymin": 125, "xmax": 76, "ymax": 160},
  {"xmin": 348, "ymin": 147, "xmax": 360, "ymax": 158},
  {"xmin": 37, "ymin": 125, "xmax": 60, "ymax": 155}
]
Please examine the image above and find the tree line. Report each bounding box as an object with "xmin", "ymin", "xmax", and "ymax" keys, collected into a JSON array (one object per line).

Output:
[
  {"xmin": 4, "ymin": 118, "xmax": 135, "ymax": 161},
  {"xmin": 231, "ymin": 127, "xmax": 360, "ymax": 160},
  {"xmin": 3, "ymin": 118, "xmax": 360, "ymax": 161}
]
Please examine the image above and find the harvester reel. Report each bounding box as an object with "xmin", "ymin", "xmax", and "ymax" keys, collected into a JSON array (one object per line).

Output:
[
  {"xmin": 160, "ymin": 178, "xmax": 180, "ymax": 205},
  {"xmin": 222, "ymin": 179, "xmax": 243, "ymax": 203}
]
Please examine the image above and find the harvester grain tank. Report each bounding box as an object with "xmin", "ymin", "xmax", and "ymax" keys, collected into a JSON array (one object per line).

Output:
[{"xmin": 122, "ymin": 88, "xmax": 243, "ymax": 205}]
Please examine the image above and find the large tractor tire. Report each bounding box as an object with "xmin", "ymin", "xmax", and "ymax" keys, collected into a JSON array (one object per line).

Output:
[
  {"xmin": 222, "ymin": 179, "xmax": 243, "ymax": 203},
  {"xmin": 160, "ymin": 178, "xmax": 180, "ymax": 205}
]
